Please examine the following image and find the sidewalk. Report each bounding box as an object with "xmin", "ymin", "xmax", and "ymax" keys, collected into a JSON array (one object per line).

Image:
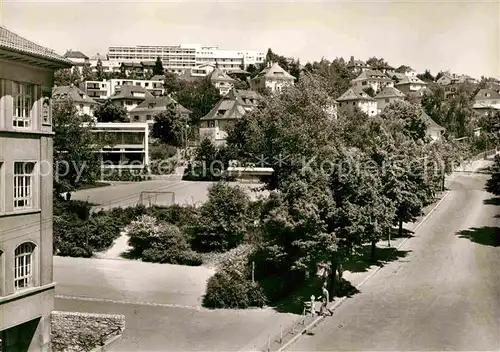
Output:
[{"xmin": 248, "ymin": 153, "xmax": 497, "ymax": 352}]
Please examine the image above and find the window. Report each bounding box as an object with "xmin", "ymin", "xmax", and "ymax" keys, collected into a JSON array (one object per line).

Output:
[
  {"xmin": 208, "ymin": 120, "xmax": 216, "ymax": 128},
  {"xmin": 385, "ymin": 99, "xmax": 390, "ymax": 103},
  {"xmin": 13, "ymin": 82, "xmax": 35, "ymax": 128},
  {"xmin": 13, "ymin": 162, "xmax": 35, "ymax": 210},
  {"xmin": 362, "ymin": 81, "xmax": 367, "ymax": 86},
  {"xmin": 14, "ymin": 242, "xmax": 35, "ymax": 290}
]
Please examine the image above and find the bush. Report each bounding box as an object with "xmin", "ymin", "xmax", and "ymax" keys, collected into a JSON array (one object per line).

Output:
[
  {"xmin": 126, "ymin": 215, "xmax": 202, "ymax": 266},
  {"xmin": 191, "ymin": 182, "xmax": 252, "ymax": 252},
  {"xmin": 102, "ymin": 168, "xmax": 151, "ymax": 181},
  {"xmin": 203, "ymin": 268, "xmax": 266, "ymax": 309}
]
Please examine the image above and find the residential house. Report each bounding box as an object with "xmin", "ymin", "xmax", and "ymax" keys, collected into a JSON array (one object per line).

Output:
[
  {"xmin": 91, "ymin": 122, "xmax": 150, "ymax": 171},
  {"xmin": 109, "ymin": 85, "xmax": 154, "ymax": 113},
  {"xmin": 374, "ymin": 86, "xmax": 405, "ymax": 113},
  {"xmin": 190, "ymin": 63, "xmax": 216, "ymax": 77},
  {"xmin": 377, "ymin": 64, "xmax": 396, "ymax": 75},
  {"xmin": 199, "ymin": 89, "xmax": 260, "ymax": 145},
  {"xmin": 394, "ymin": 75, "xmax": 427, "ymax": 95},
  {"xmin": 350, "ymin": 69, "xmax": 394, "ymax": 94},
  {"xmin": 437, "ymin": 72, "xmax": 477, "ymax": 86},
  {"xmin": 130, "ymin": 95, "xmax": 191, "ymax": 125},
  {"xmin": 347, "ymin": 57, "xmax": 371, "ymax": 73},
  {"xmin": 85, "ymin": 78, "xmax": 164, "ymax": 101},
  {"xmin": 336, "ymin": 87, "xmax": 377, "ymax": 117},
  {"xmin": 0, "ymin": 25, "xmax": 72, "ymax": 351},
  {"xmin": 250, "ymin": 62, "xmax": 295, "ymax": 93},
  {"xmin": 421, "ymin": 110, "xmax": 445, "ymax": 141},
  {"xmin": 209, "ymin": 67, "xmax": 236, "ymax": 95},
  {"xmin": 395, "ymin": 66, "xmax": 417, "ymax": 77},
  {"xmin": 63, "ymin": 49, "xmax": 88, "ymax": 72},
  {"xmin": 52, "ymin": 85, "xmax": 97, "ymax": 117},
  {"xmin": 473, "ymin": 89, "xmax": 500, "ymax": 116}
]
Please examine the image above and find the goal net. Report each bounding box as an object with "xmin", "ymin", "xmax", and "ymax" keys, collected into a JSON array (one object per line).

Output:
[{"xmin": 139, "ymin": 191, "xmax": 175, "ymax": 207}]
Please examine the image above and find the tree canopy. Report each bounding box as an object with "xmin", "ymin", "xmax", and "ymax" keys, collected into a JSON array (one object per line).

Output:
[{"xmin": 94, "ymin": 99, "xmax": 128, "ymax": 123}]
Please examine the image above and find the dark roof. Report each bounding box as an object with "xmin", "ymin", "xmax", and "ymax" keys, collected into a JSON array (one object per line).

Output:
[
  {"xmin": 252, "ymin": 62, "xmax": 295, "ymax": 81},
  {"xmin": 209, "ymin": 68, "xmax": 236, "ymax": 83},
  {"xmin": 374, "ymin": 86, "xmax": 405, "ymax": 99},
  {"xmin": 53, "ymin": 86, "xmax": 97, "ymax": 104},
  {"xmin": 337, "ymin": 87, "xmax": 376, "ymax": 102},
  {"xmin": 131, "ymin": 95, "xmax": 191, "ymax": 114},
  {"xmin": 64, "ymin": 50, "xmax": 89, "ymax": 59},
  {"xmin": 200, "ymin": 89, "xmax": 260, "ymax": 121},
  {"xmin": 352, "ymin": 69, "xmax": 393, "ymax": 83},
  {"xmin": 0, "ymin": 25, "xmax": 72, "ymax": 67},
  {"xmin": 474, "ymin": 89, "xmax": 500, "ymax": 101},
  {"xmin": 150, "ymin": 75, "xmax": 165, "ymax": 81},
  {"xmin": 110, "ymin": 85, "xmax": 154, "ymax": 100}
]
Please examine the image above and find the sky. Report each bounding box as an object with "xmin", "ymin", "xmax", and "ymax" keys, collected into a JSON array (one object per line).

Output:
[{"xmin": 1, "ymin": 0, "xmax": 499, "ymax": 79}]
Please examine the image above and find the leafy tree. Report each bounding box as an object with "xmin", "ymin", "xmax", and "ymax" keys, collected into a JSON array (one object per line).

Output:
[
  {"xmin": 366, "ymin": 56, "xmax": 388, "ymax": 70},
  {"xmin": 246, "ymin": 64, "xmax": 259, "ymax": 78},
  {"xmin": 82, "ymin": 62, "xmax": 94, "ymax": 81},
  {"xmin": 192, "ymin": 182, "xmax": 252, "ymax": 252},
  {"xmin": 94, "ymin": 99, "xmax": 128, "ymax": 123},
  {"xmin": 363, "ymin": 86, "xmax": 376, "ymax": 98},
  {"xmin": 52, "ymin": 102, "xmax": 101, "ymax": 193},
  {"xmin": 486, "ymin": 155, "xmax": 500, "ymax": 196},
  {"xmin": 152, "ymin": 103, "xmax": 188, "ymax": 147},
  {"xmin": 302, "ymin": 58, "xmax": 355, "ymax": 99},
  {"xmin": 163, "ymin": 72, "xmax": 186, "ymax": 94},
  {"xmin": 54, "ymin": 68, "xmax": 82, "ymax": 87},
  {"xmin": 380, "ymin": 100, "xmax": 428, "ymax": 142},
  {"xmin": 396, "ymin": 65, "xmax": 413, "ymax": 73},
  {"xmin": 435, "ymin": 71, "xmax": 445, "ymax": 81},
  {"xmin": 96, "ymin": 58, "xmax": 104, "ymax": 81},
  {"xmin": 174, "ymin": 77, "xmax": 221, "ymax": 125},
  {"xmin": 153, "ymin": 56, "xmax": 164, "ymax": 76},
  {"xmin": 417, "ymin": 69, "xmax": 435, "ymax": 83}
]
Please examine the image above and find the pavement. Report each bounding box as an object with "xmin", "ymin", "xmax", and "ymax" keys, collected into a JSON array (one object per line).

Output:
[{"xmin": 283, "ymin": 158, "xmax": 500, "ymax": 351}]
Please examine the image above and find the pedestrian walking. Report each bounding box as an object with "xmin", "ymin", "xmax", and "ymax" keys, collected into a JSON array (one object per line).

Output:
[{"xmin": 319, "ymin": 282, "xmax": 333, "ymax": 316}]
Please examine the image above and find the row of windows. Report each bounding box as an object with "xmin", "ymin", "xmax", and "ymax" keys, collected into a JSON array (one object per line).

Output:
[{"xmin": 0, "ymin": 162, "xmax": 36, "ymax": 211}]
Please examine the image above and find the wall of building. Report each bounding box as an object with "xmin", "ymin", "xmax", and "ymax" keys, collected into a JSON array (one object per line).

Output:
[
  {"xmin": 375, "ymin": 96, "xmax": 402, "ymax": 113},
  {"xmin": 0, "ymin": 59, "xmax": 55, "ymax": 352}
]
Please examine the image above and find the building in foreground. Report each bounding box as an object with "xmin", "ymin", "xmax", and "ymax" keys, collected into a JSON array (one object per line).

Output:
[{"xmin": 0, "ymin": 25, "xmax": 72, "ymax": 351}]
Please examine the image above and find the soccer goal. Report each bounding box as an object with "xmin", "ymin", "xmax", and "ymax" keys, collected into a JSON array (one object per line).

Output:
[{"xmin": 139, "ymin": 191, "xmax": 176, "ymax": 207}]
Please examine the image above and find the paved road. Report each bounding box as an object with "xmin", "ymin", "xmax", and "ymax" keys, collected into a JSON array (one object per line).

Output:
[{"xmin": 288, "ymin": 170, "xmax": 500, "ymax": 351}]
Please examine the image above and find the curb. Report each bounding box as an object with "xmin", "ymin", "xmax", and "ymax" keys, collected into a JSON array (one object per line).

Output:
[{"xmin": 275, "ymin": 191, "xmax": 451, "ymax": 352}]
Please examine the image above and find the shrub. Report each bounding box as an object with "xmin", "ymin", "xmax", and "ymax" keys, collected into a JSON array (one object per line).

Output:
[
  {"xmin": 191, "ymin": 182, "xmax": 252, "ymax": 252},
  {"xmin": 203, "ymin": 268, "xmax": 266, "ymax": 309},
  {"xmin": 126, "ymin": 215, "xmax": 202, "ymax": 266}
]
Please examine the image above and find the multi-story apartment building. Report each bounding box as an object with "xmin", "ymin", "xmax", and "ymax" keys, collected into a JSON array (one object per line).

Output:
[
  {"xmin": 85, "ymin": 78, "xmax": 164, "ymax": 101},
  {"xmin": 0, "ymin": 25, "xmax": 72, "ymax": 351},
  {"xmin": 107, "ymin": 44, "xmax": 265, "ymax": 73}
]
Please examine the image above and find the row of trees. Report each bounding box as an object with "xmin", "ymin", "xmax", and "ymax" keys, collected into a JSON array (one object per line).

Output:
[{"xmin": 201, "ymin": 73, "xmax": 469, "ymax": 306}]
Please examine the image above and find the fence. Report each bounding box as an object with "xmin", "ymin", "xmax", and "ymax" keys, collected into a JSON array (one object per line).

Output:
[
  {"xmin": 468, "ymin": 147, "xmax": 498, "ymax": 163},
  {"xmin": 138, "ymin": 191, "xmax": 176, "ymax": 207}
]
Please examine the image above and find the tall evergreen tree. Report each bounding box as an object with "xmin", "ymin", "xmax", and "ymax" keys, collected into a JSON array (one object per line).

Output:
[{"xmin": 153, "ymin": 57, "xmax": 164, "ymax": 76}]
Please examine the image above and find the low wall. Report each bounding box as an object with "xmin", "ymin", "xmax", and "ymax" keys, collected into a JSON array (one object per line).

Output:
[{"xmin": 51, "ymin": 311, "xmax": 125, "ymax": 352}]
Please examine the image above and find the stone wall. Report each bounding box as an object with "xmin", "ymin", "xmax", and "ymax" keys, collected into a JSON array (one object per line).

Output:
[{"xmin": 51, "ymin": 311, "xmax": 125, "ymax": 352}]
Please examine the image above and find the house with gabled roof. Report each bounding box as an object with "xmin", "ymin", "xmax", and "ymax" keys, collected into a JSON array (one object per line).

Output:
[
  {"xmin": 347, "ymin": 56, "xmax": 371, "ymax": 73},
  {"xmin": 374, "ymin": 86, "xmax": 405, "ymax": 113},
  {"xmin": 473, "ymin": 89, "xmax": 500, "ymax": 116},
  {"xmin": 199, "ymin": 89, "xmax": 261, "ymax": 145},
  {"xmin": 421, "ymin": 110, "xmax": 445, "ymax": 141},
  {"xmin": 250, "ymin": 62, "xmax": 295, "ymax": 93},
  {"xmin": 130, "ymin": 95, "xmax": 191, "ymax": 125},
  {"xmin": 53, "ymin": 85, "xmax": 98, "ymax": 117},
  {"xmin": 63, "ymin": 49, "xmax": 88, "ymax": 72},
  {"xmin": 350, "ymin": 69, "xmax": 394, "ymax": 94},
  {"xmin": 209, "ymin": 67, "xmax": 236, "ymax": 95},
  {"xmin": 394, "ymin": 75, "xmax": 427, "ymax": 95},
  {"xmin": 0, "ymin": 25, "xmax": 72, "ymax": 351},
  {"xmin": 337, "ymin": 87, "xmax": 377, "ymax": 117},
  {"xmin": 109, "ymin": 85, "xmax": 154, "ymax": 113}
]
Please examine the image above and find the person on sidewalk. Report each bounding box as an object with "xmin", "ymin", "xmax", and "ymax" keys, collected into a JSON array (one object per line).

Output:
[{"xmin": 319, "ymin": 282, "xmax": 333, "ymax": 316}]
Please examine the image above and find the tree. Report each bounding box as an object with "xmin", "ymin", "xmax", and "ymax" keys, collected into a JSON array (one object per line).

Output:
[
  {"xmin": 486, "ymin": 155, "xmax": 500, "ymax": 196},
  {"xmin": 151, "ymin": 103, "xmax": 187, "ymax": 147},
  {"xmin": 363, "ymin": 86, "xmax": 376, "ymax": 98},
  {"xmin": 417, "ymin": 69, "xmax": 435, "ymax": 83},
  {"xmin": 52, "ymin": 102, "xmax": 101, "ymax": 193},
  {"xmin": 163, "ymin": 72, "xmax": 185, "ymax": 94},
  {"xmin": 192, "ymin": 182, "xmax": 252, "ymax": 252},
  {"xmin": 82, "ymin": 62, "xmax": 94, "ymax": 81},
  {"xmin": 96, "ymin": 58, "xmax": 104, "ymax": 81},
  {"xmin": 153, "ymin": 57, "xmax": 164, "ymax": 76},
  {"xmin": 246, "ymin": 64, "xmax": 259, "ymax": 78},
  {"xmin": 366, "ymin": 57, "xmax": 388, "ymax": 70},
  {"xmin": 174, "ymin": 77, "xmax": 221, "ymax": 125},
  {"xmin": 54, "ymin": 68, "xmax": 82, "ymax": 87},
  {"xmin": 380, "ymin": 100, "xmax": 428, "ymax": 142},
  {"xmin": 94, "ymin": 99, "xmax": 128, "ymax": 123},
  {"xmin": 302, "ymin": 58, "xmax": 355, "ymax": 99}
]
